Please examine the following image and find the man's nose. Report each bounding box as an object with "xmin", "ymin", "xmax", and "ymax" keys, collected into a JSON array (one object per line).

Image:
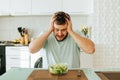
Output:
[{"xmin": 58, "ymin": 31, "xmax": 62, "ymax": 36}]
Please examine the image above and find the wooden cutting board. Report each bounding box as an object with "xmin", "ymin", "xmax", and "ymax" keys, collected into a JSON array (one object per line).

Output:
[{"xmin": 27, "ymin": 70, "xmax": 88, "ymax": 80}]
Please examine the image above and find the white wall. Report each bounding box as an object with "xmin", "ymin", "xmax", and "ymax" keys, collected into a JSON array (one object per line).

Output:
[
  {"xmin": 0, "ymin": 15, "xmax": 90, "ymax": 41},
  {"xmin": 92, "ymin": 0, "xmax": 120, "ymax": 68}
]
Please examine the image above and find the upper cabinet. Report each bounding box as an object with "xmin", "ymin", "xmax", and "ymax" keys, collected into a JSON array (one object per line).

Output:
[
  {"xmin": 31, "ymin": 0, "xmax": 61, "ymax": 15},
  {"xmin": 31, "ymin": 0, "xmax": 93, "ymax": 15},
  {"xmin": 0, "ymin": 0, "xmax": 93, "ymax": 16},
  {"xmin": 10, "ymin": 0, "xmax": 31, "ymax": 15},
  {"xmin": 0, "ymin": 0, "xmax": 31, "ymax": 16},
  {"xmin": 62, "ymin": 0, "xmax": 94, "ymax": 14},
  {"xmin": 0, "ymin": 0, "xmax": 10, "ymax": 15}
]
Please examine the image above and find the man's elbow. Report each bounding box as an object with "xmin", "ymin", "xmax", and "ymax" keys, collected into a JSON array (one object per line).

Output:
[
  {"xmin": 88, "ymin": 48, "xmax": 95, "ymax": 54},
  {"xmin": 29, "ymin": 48, "xmax": 34, "ymax": 54},
  {"xmin": 29, "ymin": 46, "xmax": 37, "ymax": 54},
  {"xmin": 88, "ymin": 43, "xmax": 95, "ymax": 54}
]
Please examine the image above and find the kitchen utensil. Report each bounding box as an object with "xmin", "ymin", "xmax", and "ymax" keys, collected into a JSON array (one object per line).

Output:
[
  {"xmin": 18, "ymin": 27, "xmax": 23, "ymax": 36},
  {"xmin": 77, "ymin": 69, "xmax": 81, "ymax": 77},
  {"xmin": 22, "ymin": 28, "xmax": 25, "ymax": 34}
]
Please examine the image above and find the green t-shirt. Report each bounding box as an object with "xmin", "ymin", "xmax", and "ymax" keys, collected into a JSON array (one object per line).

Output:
[{"xmin": 43, "ymin": 31, "xmax": 84, "ymax": 68}]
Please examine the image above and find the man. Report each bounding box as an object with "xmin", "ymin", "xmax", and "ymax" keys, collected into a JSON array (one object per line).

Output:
[{"xmin": 29, "ymin": 11, "xmax": 95, "ymax": 68}]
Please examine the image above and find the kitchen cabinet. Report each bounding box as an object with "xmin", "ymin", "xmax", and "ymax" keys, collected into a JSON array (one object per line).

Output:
[
  {"xmin": 31, "ymin": 0, "xmax": 61, "ymax": 15},
  {"xmin": 0, "ymin": 0, "xmax": 31, "ymax": 16},
  {"xmin": 5, "ymin": 46, "xmax": 47, "ymax": 71},
  {"xmin": 31, "ymin": 0, "xmax": 93, "ymax": 15},
  {"xmin": 10, "ymin": 0, "xmax": 31, "ymax": 15},
  {"xmin": 63, "ymin": 0, "xmax": 94, "ymax": 14},
  {"xmin": 0, "ymin": 0, "xmax": 10, "ymax": 15},
  {"xmin": 0, "ymin": 0, "xmax": 93, "ymax": 16},
  {"xmin": 6, "ymin": 46, "xmax": 30, "ymax": 71}
]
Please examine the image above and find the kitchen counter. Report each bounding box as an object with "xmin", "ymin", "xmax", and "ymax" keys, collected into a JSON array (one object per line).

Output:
[
  {"xmin": 0, "ymin": 43, "xmax": 28, "ymax": 46},
  {"xmin": 0, "ymin": 68, "xmax": 101, "ymax": 80},
  {"xmin": 0, "ymin": 41, "xmax": 29, "ymax": 46},
  {"xmin": 94, "ymin": 68, "xmax": 120, "ymax": 72}
]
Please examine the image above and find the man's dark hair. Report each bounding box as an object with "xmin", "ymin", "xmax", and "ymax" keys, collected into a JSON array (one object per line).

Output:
[{"xmin": 54, "ymin": 11, "xmax": 70, "ymax": 25}]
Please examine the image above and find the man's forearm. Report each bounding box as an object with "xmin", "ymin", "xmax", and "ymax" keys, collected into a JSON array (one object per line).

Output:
[
  {"xmin": 29, "ymin": 29, "xmax": 52, "ymax": 53},
  {"xmin": 69, "ymin": 31, "xmax": 95, "ymax": 54}
]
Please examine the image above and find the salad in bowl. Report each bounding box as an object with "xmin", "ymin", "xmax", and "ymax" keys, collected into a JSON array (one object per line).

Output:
[{"xmin": 49, "ymin": 63, "xmax": 68, "ymax": 75}]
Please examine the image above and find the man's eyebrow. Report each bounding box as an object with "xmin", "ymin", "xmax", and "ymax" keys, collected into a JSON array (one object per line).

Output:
[
  {"xmin": 61, "ymin": 28, "xmax": 67, "ymax": 30},
  {"xmin": 54, "ymin": 27, "xmax": 58, "ymax": 29}
]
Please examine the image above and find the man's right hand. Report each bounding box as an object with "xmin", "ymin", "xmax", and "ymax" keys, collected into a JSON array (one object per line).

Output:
[
  {"xmin": 49, "ymin": 15, "xmax": 55, "ymax": 32},
  {"xmin": 66, "ymin": 18, "xmax": 73, "ymax": 34}
]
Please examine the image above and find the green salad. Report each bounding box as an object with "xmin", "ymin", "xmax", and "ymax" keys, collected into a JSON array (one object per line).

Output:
[{"xmin": 49, "ymin": 63, "xmax": 68, "ymax": 74}]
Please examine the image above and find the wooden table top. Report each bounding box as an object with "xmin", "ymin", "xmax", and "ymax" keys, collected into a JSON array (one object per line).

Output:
[{"xmin": 27, "ymin": 70, "xmax": 88, "ymax": 80}]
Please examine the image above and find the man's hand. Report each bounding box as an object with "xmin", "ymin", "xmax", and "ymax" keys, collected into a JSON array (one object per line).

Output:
[
  {"xmin": 49, "ymin": 15, "xmax": 55, "ymax": 32},
  {"xmin": 66, "ymin": 19, "xmax": 73, "ymax": 34}
]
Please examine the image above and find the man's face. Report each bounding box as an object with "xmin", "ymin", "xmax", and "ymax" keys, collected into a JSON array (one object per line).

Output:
[{"xmin": 53, "ymin": 23, "xmax": 68, "ymax": 41}]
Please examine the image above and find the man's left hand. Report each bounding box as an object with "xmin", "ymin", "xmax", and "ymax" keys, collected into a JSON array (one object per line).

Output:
[{"xmin": 66, "ymin": 19, "xmax": 73, "ymax": 33}]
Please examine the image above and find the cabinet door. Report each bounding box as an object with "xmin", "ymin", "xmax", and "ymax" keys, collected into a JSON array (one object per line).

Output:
[
  {"xmin": 20, "ymin": 47, "xmax": 30, "ymax": 68},
  {"xmin": 6, "ymin": 47, "xmax": 21, "ymax": 71},
  {"xmin": 31, "ymin": 0, "xmax": 61, "ymax": 15},
  {"xmin": 10, "ymin": 0, "xmax": 31, "ymax": 15},
  {"xmin": 0, "ymin": 0, "xmax": 10, "ymax": 15},
  {"xmin": 6, "ymin": 46, "xmax": 30, "ymax": 71},
  {"xmin": 62, "ymin": 0, "xmax": 93, "ymax": 14}
]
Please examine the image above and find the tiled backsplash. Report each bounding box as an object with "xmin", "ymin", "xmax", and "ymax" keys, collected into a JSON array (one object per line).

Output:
[
  {"xmin": 0, "ymin": 15, "xmax": 90, "ymax": 41},
  {"xmin": 92, "ymin": 0, "xmax": 120, "ymax": 68}
]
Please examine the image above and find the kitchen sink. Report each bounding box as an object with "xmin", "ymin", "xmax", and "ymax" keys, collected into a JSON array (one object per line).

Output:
[{"xmin": 96, "ymin": 71, "xmax": 120, "ymax": 80}]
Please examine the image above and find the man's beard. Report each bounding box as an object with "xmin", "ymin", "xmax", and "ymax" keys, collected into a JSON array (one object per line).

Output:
[{"xmin": 55, "ymin": 33, "xmax": 68, "ymax": 42}]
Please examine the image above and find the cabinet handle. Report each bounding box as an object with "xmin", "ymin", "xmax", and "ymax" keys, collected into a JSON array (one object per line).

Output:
[{"xmin": 10, "ymin": 58, "xmax": 19, "ymax": 59}]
